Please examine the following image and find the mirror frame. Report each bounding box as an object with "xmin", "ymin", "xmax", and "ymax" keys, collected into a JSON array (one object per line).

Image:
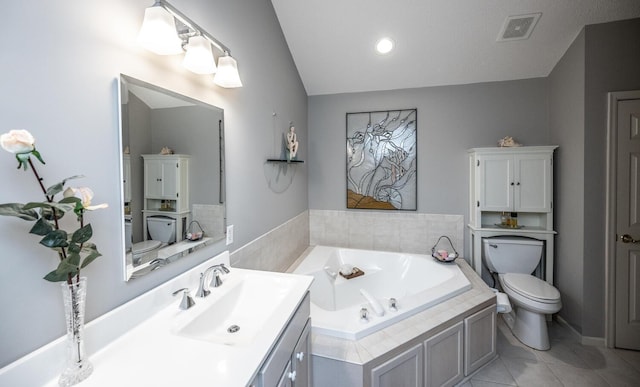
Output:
[{"xmin": 117, "ymin": 74, "xmax": 226, "ymax": 281}]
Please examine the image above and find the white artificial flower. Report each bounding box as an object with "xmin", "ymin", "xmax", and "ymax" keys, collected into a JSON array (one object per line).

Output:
[
  {"xmin": 0, "ymin": 129, "xmax": 35, "ymax": 154},
  {"xmin": 64, "ymin": 187, "xmax": 109, "ymax": 211}
]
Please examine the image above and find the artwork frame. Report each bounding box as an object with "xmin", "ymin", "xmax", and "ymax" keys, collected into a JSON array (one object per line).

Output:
[{"xmin": 346, "ymin": 108, "xmax": 417, "ymax": 210}]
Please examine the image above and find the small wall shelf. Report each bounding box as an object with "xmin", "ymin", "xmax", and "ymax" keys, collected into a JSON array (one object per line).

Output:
[{"xmin": 266, "ymin": 159, "xmax": 304, "ymax": 163}]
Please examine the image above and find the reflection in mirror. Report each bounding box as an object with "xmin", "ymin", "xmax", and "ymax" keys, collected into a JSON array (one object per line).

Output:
[{"xmin": 118, "ymin": 74, "xmax": 226, "ymax": 281}]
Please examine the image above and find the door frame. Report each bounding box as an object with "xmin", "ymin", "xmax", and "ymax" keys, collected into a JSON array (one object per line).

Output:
[{"xmin": 605, "ymin": 89, "xmax": 640, "ymax": 348}]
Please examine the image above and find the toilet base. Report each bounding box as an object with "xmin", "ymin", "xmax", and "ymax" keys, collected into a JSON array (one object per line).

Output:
[{"xmin": 502, "ymin": 307, "xmax": 550, "ymax": 351}]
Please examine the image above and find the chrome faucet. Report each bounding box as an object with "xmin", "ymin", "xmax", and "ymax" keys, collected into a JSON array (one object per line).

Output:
[
  {"xmin": 172, "ymin": 288, "xmax": 195, "ymax": 310},
  {"xmin": 196, "ymin": 263, "xmax": 230, "ymax": 297}
]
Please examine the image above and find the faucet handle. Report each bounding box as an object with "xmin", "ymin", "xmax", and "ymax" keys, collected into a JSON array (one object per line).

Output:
[
  {"xmin": 172, "ymin": 288, "xmax": 195, "ymax": 310},
  {"xmin": 196, "ymin": 272, "xmax": 211, "ymax": 298},
  {"xmin": 216, "ymin": 263, "xmax": 230, "ymax": 274}
]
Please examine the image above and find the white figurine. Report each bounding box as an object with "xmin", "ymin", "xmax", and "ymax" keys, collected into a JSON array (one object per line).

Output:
[{"xmin": 286, "ymin": 125, "xmax": 299, "ymax": 159}]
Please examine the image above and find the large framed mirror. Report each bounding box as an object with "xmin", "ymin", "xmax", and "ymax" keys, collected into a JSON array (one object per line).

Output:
[{"xmin": 118, "ymin": 74, "xmax": 225, "ymax": 281}]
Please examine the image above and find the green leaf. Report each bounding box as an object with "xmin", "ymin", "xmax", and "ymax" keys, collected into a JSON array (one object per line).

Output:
[
  {"xmin": 46, "ymin": 175, "xmax": 84, "ymax": 197},
  {"xmin": 67, "ymin": 252, "xmax": 81, "ymax": 267},
  {"xmin": 29, "ymin": 218, "xmax": 54, "ymax": 236},
  {"xmin": 39, "ymin": 229, "xmax": 68, "ymax": 248},
  {"xmin": 68, "ymin": 242, "xmax": 81, "ymax": 254},
  {"xmin": 43, "ymin": 259, "xmax": 78, "ymax": 282},
  {"xmin": 80, "ymin": 249, "xmax": 101, "ymax": 269},
  {"xmin": 24, "ymin": 202, "xmax": 75, "ymax": 213},
  {"xmin": 71, "ymin": 224, "xmax": 93, "ymax": 244},
  {"xmin": 31, "ymin": 149, "xmax": 45, "ymax": 165},
  {"xmin": 0, "ymin": 203, "xmax": 39, "ymax": 221}
]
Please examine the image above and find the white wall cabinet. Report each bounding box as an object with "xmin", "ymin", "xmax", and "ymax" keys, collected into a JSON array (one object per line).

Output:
[
  {"xmin": 468, "ymin": 146, "xmax": 557, "ymax": 284},
  {"xmin": 122, "ymin": 155, "xmax": 131, "ymax": 204},
  {"xmin": 477, "ymin": 152, "xmax": 552, "ymax": 213},
  {"xmin": 142, "ymin": 154, "xmax": 190, "ymax": 213}
]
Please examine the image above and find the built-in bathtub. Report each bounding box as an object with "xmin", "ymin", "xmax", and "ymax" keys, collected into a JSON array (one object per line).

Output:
[{"xmin": 292, "ymin": 245, "xmax": 472, "ymax": 340}]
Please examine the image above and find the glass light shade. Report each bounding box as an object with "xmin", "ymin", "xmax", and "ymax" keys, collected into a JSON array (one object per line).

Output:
[
  {"xmin": 183, "ymin": 36, "xmax": 217, "ymax": 74},
  {"xmin": 213, "ymin": 55, "xmax": 243, "ymax": 88},
  {"xmin": 137, "ymin": 6, "xmax": 183, "ymax": 55}
]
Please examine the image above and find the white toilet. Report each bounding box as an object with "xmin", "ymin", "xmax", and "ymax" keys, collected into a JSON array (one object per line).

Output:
[
  {"xmin": 125, "ymin": 216, "xmax": 176, "ymax": 265},
  {"xmin": 482, "ymin": 236, "xmax": 562, "ymax": 350}
]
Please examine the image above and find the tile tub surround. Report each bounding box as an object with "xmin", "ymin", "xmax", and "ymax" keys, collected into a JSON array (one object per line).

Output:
[
  {"xmin": 231, "ymin": 210, "xmax": 309, "ymax": 272},
  {"xmin": 288, "ymin": 250, "xmax": 496, "ymax": 385},
  {"xmin": 309, "ymin": 210, "xmax": 464, "ymax": 255}
]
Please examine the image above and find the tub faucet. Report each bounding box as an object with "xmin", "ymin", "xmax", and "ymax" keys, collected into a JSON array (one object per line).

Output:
[
  {"xmin": 323, "ymin": 266, "xmax": 338, "ymax": 280},
  {"xmin": 196, "ymin": 264, "xmax": 230, "ymax": 297}
]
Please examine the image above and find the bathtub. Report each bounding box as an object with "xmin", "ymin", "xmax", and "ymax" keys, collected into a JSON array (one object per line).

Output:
[{"xmin": 292, "ymin": 246, "xmax": 472, "ymax": 340}]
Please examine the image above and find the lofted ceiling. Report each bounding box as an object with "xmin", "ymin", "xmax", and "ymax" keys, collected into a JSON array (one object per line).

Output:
[{"xmin": 271, "ymin": 0, "xmax": 640, "ymax": 96}]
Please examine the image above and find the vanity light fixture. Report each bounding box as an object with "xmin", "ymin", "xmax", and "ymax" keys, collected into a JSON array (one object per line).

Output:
[
  {"xmin": 138, "ymin": 0, "xmax": 243, "ymax": 88},
  {"xmin": 183, "ymin": 35, "xmax": 217, "ymax": 75}
]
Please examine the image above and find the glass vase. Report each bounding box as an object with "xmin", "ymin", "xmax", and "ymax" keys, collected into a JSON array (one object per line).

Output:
[{"xmin": 58, "ymin": 277, "xmax": 93, "ymax": 386}]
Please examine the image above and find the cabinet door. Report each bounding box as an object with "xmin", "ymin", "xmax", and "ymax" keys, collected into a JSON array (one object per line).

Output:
[
  {"xmin": 144, "ymin": 160, "xmax": 164, "ymax": 198},
  {"xmin": 514, "ymin": 154, "xmax": 552, "ymax": 212},
  {"xmin": 371, "ymin": 344, "xmax": 423, "ymax": 387},
  {"xmin": 424, "ymin": 321, "xmax": 463, "ymax": 387},
  {"xmin": 277, "ymin": 361, "xmax": 293, "ymax": 387},
  {"xmin": 464, "ymin": 306, "xmax": 496, "ymax": 376},
  {"xmin": 159, "ymin": 159, "xmax": 179, "ymax": 198},
  {"xmin": 123, "ymin": 157, "xmax": 131, "ymax": 203},
  {"xmin": 292, "ymin": 321, "xmax": 311, "ymax": 387},
  {"xmin": 478, "ymin": 155, "xmax": 513, "ymax": 211}
]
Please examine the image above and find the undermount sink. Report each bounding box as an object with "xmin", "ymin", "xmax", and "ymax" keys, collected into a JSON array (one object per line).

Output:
[{"xmin": 173, "ymin": 271, "xmax": 301, "ymax": 346}]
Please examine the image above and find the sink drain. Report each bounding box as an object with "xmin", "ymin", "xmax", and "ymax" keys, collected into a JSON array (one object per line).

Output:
[{"xmin": 227, "ymin": 324, "xmax": 240, "ymax": 333}]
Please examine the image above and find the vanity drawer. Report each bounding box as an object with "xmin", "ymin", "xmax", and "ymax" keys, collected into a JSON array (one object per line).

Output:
[{"xmin": 254, "ymin": 291, "xmax": 310, "ymax": 387}]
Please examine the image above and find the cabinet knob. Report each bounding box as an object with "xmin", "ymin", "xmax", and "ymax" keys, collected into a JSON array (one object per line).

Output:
[
  {"xmin": 288, "ymin": 370, "xmax": 296, "ymax": 382},
  {"xmin": 516, "ymin": 182, "xmax": 521, "ymax": 186},
  {"xmin": 296, "ymin": 351, "xmax": 305, "ymax": 362},
  {"xmin": 510, "ymin": 182, "xmax": 514, "ymax": 186}
]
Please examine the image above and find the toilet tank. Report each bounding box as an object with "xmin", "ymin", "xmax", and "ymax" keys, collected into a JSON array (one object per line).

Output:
[
  {"xmin": 147, "ymin": 216, "xmax": 176, "ymax": 243},
  {"xmin": 482, "ymin": 236, "xmax": 543, "ymax": 274}
]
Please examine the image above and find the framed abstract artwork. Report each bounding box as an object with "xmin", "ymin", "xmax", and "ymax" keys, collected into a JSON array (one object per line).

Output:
[{"xmin": 346, "ymin": 109, "xmax": 417, "ymax": 210}]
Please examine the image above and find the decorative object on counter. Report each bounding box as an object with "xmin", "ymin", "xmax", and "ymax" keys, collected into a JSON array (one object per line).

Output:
[
  {"xmin": 160, "ymin": 146, "xmax": 174, "ymax": 155},
  {"xmin": 431, "ymin": 235, "xmax": 459, "ymax": 263},
  {"xmin": 0, "ymin": 129, "xmax": 108, "ymax": 386},
  {"xmin": 347, "ymin": 109, "xmax": 417, "ymax": 210},
  {"xmin": 285, "ymin": 124, "xmax": 299, "ymax": 161},
  {"xmin": 339, "ymin": 266, "xmax": 364, "ymax": 279},
  {"xmin": 186, "ymin": 220, "xmax": 204, "ymax": 241},
  {"xmin": 123, "ymin": 145, "xmax": 130, "ymax": 154},
  {"xmin": 497, "ymin": 136, "xmax": 522, "ymax": 147}
]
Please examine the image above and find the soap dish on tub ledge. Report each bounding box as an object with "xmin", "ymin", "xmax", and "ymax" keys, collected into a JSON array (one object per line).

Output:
[{"xmin": 431, "ymin": 235, "xmax": 459, "ymax": 263}]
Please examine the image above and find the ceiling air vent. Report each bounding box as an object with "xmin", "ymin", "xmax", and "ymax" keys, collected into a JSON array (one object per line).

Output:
[{"xmin": 497, "ymin": 13, "xmax": 541, "ymax": 42}]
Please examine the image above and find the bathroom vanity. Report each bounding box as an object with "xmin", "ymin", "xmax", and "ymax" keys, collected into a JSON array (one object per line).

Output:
[{"xmin": 0, "ymin": 251, "xmax": 313, "ymax": 386}]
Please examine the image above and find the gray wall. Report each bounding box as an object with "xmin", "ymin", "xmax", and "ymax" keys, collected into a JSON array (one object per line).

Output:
[
  {"xmin": 0, "ymin": 0, "xmax": 307, "ymax": 368},
  {"xmin": 308, "ymin": 79, "xmax": 550, "ymax": 257},
  {"xmin": 548, "ymin": 31, "xmax": 586, "ymax": 334}
]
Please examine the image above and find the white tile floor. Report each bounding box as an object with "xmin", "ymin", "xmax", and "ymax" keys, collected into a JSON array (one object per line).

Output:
[{"xmin": 459, "ymin": 317, "xmax": 640, "ymax": 387}]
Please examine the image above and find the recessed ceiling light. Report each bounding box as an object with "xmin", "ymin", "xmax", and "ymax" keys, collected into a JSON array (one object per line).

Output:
[{"xmin": 375, "ymin": 37, "xmax": 394, "ymax": 54}]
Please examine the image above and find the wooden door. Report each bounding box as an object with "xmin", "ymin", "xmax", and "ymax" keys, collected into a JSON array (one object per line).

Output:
[{"xmin": 615, "ymin": 97, "xmax": 640, "ymax": 350}]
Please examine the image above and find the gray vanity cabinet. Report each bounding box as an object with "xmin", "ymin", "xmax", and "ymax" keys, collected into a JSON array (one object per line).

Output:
[
  {"xmin": 251, "ymin": 293, "xmax": 311, "ymax": 387},
  {"xmin": 464, "ymin": 305, "xmax": 496, "ymax": 376},
  {"xmin": 424, "ymin": 322, "xmax": 464, "ymax": 387},
  {"xmin": 370, "ymin": 344, "xmax": 424, "ymax": 387}
]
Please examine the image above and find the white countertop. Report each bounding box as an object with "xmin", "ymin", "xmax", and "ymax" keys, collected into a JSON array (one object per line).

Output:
[{"xmin": 0, "ymin": 251, "xmax": 313, "ymax": 387}]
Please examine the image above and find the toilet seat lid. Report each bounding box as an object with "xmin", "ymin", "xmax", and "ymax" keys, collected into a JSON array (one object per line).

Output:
[
  {"xmin": 502, "ymin": 273, "xmax": 560, "ymax": 302},
  {"xmin": 132, "ymin": 240, "xmax": 161, "ymax": 254}
]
